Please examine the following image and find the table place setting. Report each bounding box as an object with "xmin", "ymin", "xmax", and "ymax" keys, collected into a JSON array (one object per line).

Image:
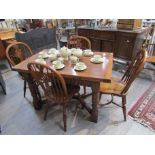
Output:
[
  {"xmin": 74, "ymin": 62, "xmax": 87, "ymax": 71},
  {"xmin": 83, "ymin": 49, "xmax": 94, "ymax": 57},
  {"xmin": 38, "ymin": 51, "xmax": 49, "ymax": 59},
  {"xmin": 34, "ymin": 58, "xmax": 46, "ymax": 64},
  {"xmin": 90, "ymin": 54, "xmax": 105, "ymax": 64},
  {"xmin": 52, "ymin": 60, "xmax": 65, "ymax": 70}
]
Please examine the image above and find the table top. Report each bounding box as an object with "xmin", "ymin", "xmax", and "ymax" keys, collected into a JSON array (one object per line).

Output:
[{"xmin": 12, "ymin": 51, "xmax": 113, "ymax": 83}]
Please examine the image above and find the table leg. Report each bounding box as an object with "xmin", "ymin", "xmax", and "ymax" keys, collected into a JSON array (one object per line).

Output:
[
  {"xmin": 23, "ymin": 73, "xmax": 42, "ymax": 110},
  {"xmin": 91, "ymin": 82, "xmax": 100, "ymax": 123}
]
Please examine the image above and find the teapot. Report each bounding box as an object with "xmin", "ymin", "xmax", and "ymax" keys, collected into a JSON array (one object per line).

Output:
[
  {"xmin": 48, "ymin": 48, "xmax": 60, "ymax": 56},
  {"xmin": 60, "ymin": 46, "xmax": 71, "ymax": 60},
  {"xmin": 72, "ymin": 48, "xmax": 83, "ymax": 58}
]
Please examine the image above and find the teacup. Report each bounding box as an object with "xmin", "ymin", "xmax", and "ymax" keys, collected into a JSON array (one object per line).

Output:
[
  {"xmin": 39, "ymin": 52, "xmax": 48, "ymax": 59},
  {"xmin": 48, "ymin": 48, "xmax": 60, "ymax": 56},
  {"xmin": 70, "ymin": 56, "xmax": 79, "ymax": 64},
  {"xmin": 84, "ymin": 49, "xmax": 92, "ymax": 55},
  {"xmin": 93, "ymin": 55, "xmax": 102, "ymax": 61},
  {"xmin": 76, "ymin": 62, "xmax": 85, "ymax": 69},
  {"xmin": 72, "ymin": 48, "xmax": 83, "ymax": 58},
  {"xmin": 48, "ymin": 54, "xmax": 57, "ymax": 61},
  {"xmin": 35, "ymin": 58, "xmax": 46, "ymax": 64},
  {"xmin": 57, "ymin": 57, "xmax": 64, "ymax": 63},
  {"xmin": 53, "ymin": 60, "xmax": 62, "ymax": 68}
]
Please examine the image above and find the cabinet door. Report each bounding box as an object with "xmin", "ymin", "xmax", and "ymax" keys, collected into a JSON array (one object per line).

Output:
[
  {"xmin": 116, "ymin": 33, "xmax": 136, "ymax": 60},
  {"xmin": 90, "ymin": 38, "xmax": 101, "ymax": 51},
  {"xmin": 77, "ymin": 29, "xmax": 90, "ymax": 38},
  {"xmin": 101, "ymin": 41, "xmax": 115, "ymax": 53}
]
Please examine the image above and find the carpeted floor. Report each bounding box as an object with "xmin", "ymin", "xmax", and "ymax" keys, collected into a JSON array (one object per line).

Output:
[
  {"xmin": 0, "ymin": 60, "xmax": 155, "ymax": 134},
  {"xmin": 128, "ymin": 82, "xmax": 155, "ymax": 131}
]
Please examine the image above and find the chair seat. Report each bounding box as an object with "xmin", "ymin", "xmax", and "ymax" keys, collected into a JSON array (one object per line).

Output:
[
  {"xmin": 146, "ymin": 56, "xmax": 155, "ymax": 63},
  {"xmin": 100, "ymin": 77, "xmax": 126, "ymax": 95}
]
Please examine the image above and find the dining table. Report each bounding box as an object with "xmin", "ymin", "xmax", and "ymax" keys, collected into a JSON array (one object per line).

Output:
[{"xmin": 12, "ymin": 50, "xmax": 113, "ymax": 123}]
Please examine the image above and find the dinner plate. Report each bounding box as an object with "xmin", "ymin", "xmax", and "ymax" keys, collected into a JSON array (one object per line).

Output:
[
  {"xmin": 54, "ymin": 64, "xmax": 65, "ymax": 70},
  {"xmin": 74, "ymin": 65, "xmax": 87, "ymax": 71},
  {"xmin": 90, "ymin": 58, "xmax": 103, "ymax": 64}
]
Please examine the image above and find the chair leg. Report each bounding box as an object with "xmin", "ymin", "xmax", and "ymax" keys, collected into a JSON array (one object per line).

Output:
[
  {"xmin": 122, "ymin": 96, "xmax": 127, "ymax": 121},
  {"xmin": 44, "ymin": 102, "xmax": 49, "ymax": 120},
  {"xmin": 83, "ymin": 86, "xmax": 86, "ymax": 95},
  {"xmin": 99, "ymin": 92, "xmax": 102, "ymax": 100},
  {"xmin": 23, "ymin": 80, "xmax": 26, "ymax": 98},
  {"xmin": 63, "ymin": 104, "xmax": 67, "ymax": 132}
]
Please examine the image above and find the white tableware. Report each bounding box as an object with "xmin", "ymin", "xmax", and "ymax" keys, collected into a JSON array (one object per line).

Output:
[
  {"xmin": 57, "ymin": 57, "xmax": 64, "ymax": 63},
  {"xmin": 48, "ymin": 48, "xmax": 60, "ymax": 56},
  {"xmin": 54, "ymin": 64, "xmax": 65, "ymax": 70},
  {"xmin": 60, "ymin": 46, "xmax": 71, "ymax": 60},
  {"xmin": 72, "ymin": 48, "xmax": 83, "ymax": 58},
  {"xmin": 83, "ymin": 49, "xmax": 93, "ymax": 56},
  {"xmin": 90, "ymin": 57, "xmax": 103, "ymax": 64},
  {"xmin": 93, "ymin": 54, "xmax": 102, "ymax": 59},
  {"xmin": 39, "ymin": 52, "xmax": 49, "ymax": 59},
  {"xmin": 35, "ymin": 59, "xmax": 46, "ymax": 64},
  {"xmin": 52, "ymin": 60, "xmax": 62, "ymax": 66},
  {"xmin": 74, "ymin": 64, "xmax": 87, "ymax": 71},
  {"xmin": 74, "ymin": 62, "xmax": 87, "ymax": 71},
  {"xmin": 70, "ymin": 55, "xmax": 79, "ymax": 64},
  {"xmin": 48, "ymin": 53, "xmax": 57, "ymax": 61}
]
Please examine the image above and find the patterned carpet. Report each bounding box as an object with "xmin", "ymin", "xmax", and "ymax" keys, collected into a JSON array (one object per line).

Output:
[{"xmin": 128, "ymin": 82, "xmax": 155, "ymax": 132}]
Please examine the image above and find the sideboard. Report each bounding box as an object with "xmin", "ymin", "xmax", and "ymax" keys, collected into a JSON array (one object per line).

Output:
[{"xmin": 78, "ymin": 26, "xmax": 149, "ymax": 61}]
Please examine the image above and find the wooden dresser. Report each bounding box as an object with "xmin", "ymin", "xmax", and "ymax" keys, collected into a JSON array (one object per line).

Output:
[
  {"xmin": 0, "ymin": 29, "xmax": 16, "ymax": 59},
  {"xmin": 78, "ymin": 26, "xmax": 149, "ymax": 61}
]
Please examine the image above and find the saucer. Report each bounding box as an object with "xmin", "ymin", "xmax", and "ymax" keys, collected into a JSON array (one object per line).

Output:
[
  {"xmin": 74, "ymin": 65, "xmax": 87, "ymax": 71},
  {"xmin": 90, "ymin": 58, "xmax": 103, "ymax": 64},
  {"xmin": 54, "ymin": 64, "xmax": 65, "ymax": 70}
]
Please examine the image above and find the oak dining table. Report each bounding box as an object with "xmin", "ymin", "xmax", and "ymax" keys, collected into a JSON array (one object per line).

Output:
[{"xmin": 12, "ymin": 50, "xmax": 113, "ymax": 123}]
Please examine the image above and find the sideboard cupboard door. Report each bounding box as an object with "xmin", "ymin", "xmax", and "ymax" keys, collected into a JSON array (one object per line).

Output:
[
  {"xmin": 78, "ymin": 29, "xmax": 90, "ymax": 38},
  {"xmin": 101, "ymin": 40, "xmax": 115, "ymax": 53},
  {"xmin": 116, "ymin": 32, "xmax": 136, "ymax": 60},
  {"xmin": 90, "ymin": 38, "xmax": 101, "ymax": 51}
]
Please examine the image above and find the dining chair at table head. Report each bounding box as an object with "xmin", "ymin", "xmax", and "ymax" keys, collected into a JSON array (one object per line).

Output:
[
  {"xmin": 6, "ymin": 41, "xmax": 33, "ymax": 97},
  {"xmin": 67, "ymin": 35, "xmax": 91, "ymax": 95},
  {"xmin": 99, "ymin": 48, "xmax": 146, "ymax": 121},
  {"xmin": 142, "ymin": 25, "xmax": 155, "ymax": 71},
  {"xmin": 67, "ymin": 35, "xmax": 91, "ymax": 50},
  {"xmin": 27, "ymin": 62, "xmax": 80, "ymax": 131}
]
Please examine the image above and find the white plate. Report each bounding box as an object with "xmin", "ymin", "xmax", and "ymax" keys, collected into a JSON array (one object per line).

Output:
[
  {"xmin": 74, "ymin": 65, "xmax": 87, "ymax": 71},
  {"xmin": 54, "ymin": 64, "xmax": 65, "ymax": 70},
  {"xmin": 90, "ymin": 58, "xmax": 103, "ymax": 64},
  {"xmin": 83, "ymin": 51, "xmax": 94, "ymax": 57}
]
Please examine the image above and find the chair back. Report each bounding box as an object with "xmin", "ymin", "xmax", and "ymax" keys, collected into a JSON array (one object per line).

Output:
[
  {"xmin": 6, "ymin": 42, "xmax": 32, "ymax": 66},
  {"xmin": 27, "ymin": 62, "xmax": 68, "ymax": 102},
  {"xmin": 15, "ymin": 27, "xmax": 57, "ymax": 53},
  {"xmin": 143, "ymin": 26, "xmax": 155, "ymax": 57},
  {"xmin": 67, "ymin": 35, "xmax": 91, "ymax": 50},
  {"xmin": 121, "ymin": 48, "xmax": 146, "ymax": 95}
]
